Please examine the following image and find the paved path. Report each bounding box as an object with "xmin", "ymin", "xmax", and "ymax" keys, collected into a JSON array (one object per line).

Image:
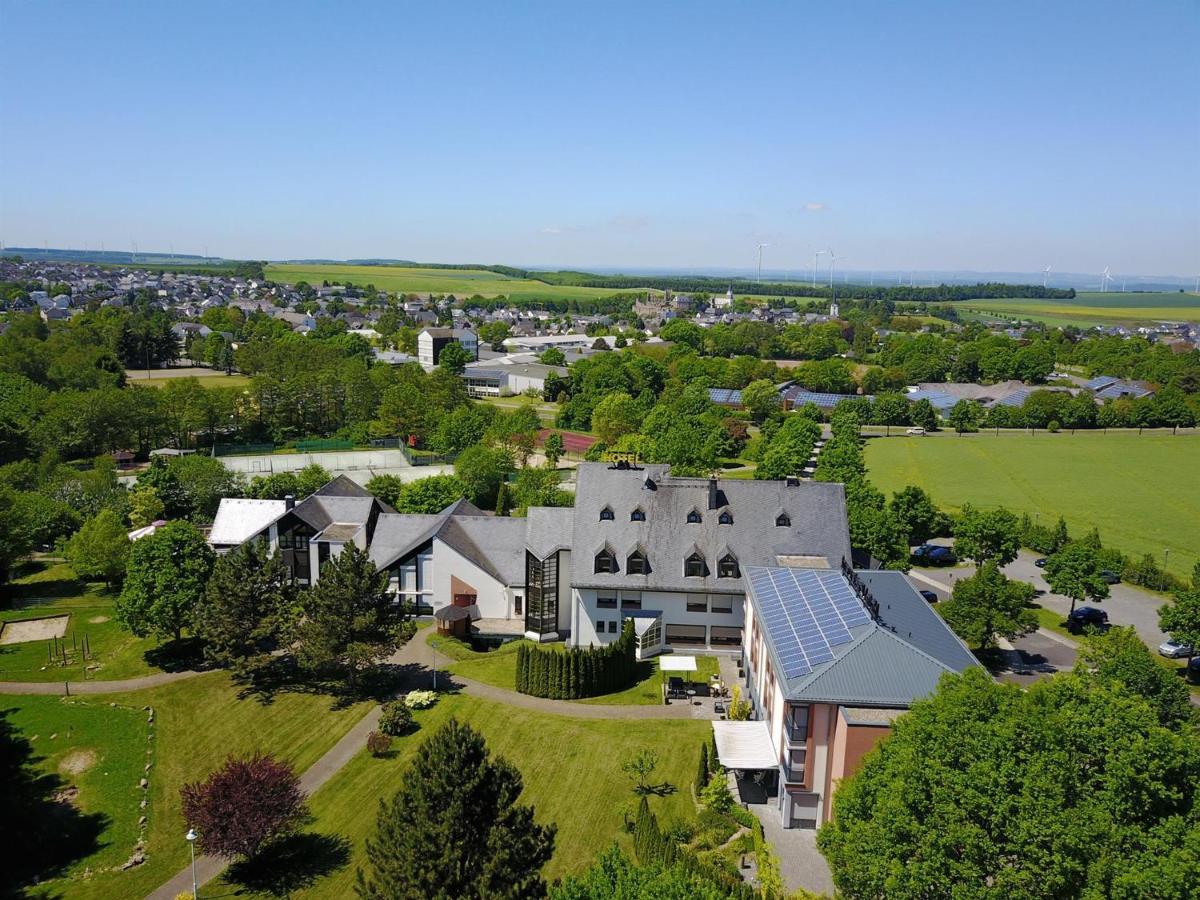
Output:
[{"xmin": 0, "ymin": 667, "xmax": 209, "ymax": 696}]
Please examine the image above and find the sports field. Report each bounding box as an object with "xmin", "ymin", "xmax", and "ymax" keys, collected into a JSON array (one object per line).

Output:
[
  {"xmin": 864, "ymin": 431, "xmax": 1199, "ymax": 577},
  {"xmin": 952, "ymin": 291, "xmax": 1200, "ymax": 328},
  {"xmin": 265, "ymin": 264, "xmax": 633, "ymax": 302}
]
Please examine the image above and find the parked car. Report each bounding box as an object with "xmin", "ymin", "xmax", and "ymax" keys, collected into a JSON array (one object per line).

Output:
[
  {"xmin": 918, "ymin": 590, "xmax": 939, "ymax": 603},
  {"xmin": 1099, "ymin": 570, "xmax": 1121, "ymax": 584},
  {"xmin": 905, "ymin": 427, "xmax": 926, "ymax": 436},
  {"xmin": 1066, "ymin": 606, "xmax": 1109, "ymax": 634},
  {"xmin": 912, "ymin": 544, "xmax": 957, "ymax": 566},
  {"xmin": 1158, "ymin": 640, "xmax": 1194, "ymax": 659},
  {"xmin": 1034, "ymin": 557, "xmax": 1047, "ymax": 568},
  {"xmin": 1188, "ymin": 657, "xmax": 1200, "ymax": 685}
]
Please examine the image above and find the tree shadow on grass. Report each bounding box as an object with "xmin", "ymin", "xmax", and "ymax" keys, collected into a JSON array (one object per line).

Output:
[
  {"xmin": 635, "ymin": 782, "xmax": 678, "ymax": 797},
  {"xmin": 224, "ymin": 832, "xmax": 351, "ymax": 897}
]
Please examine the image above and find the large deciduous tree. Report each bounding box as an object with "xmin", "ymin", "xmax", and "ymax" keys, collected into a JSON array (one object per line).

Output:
[
  {"xmin": 888, "ymin": 485, "xmax": 943, "ymax": 546},
  {"xmin": 952, "ymin": 505, "xmax": 1021, "ymax": 566},
  {"xmin": 293, "ymin": 543, "xmax": 402, "ymax": 691},
  {"xmin": 180, "ymin": 752, "xmax": 308, "ymax": 860},
  {"xmin": 1044, "ymin": 541, "xmax": 1111, "ymax": 614},
  {"xmin": 1158, "ymin": 589, "xmax": 1200, "ymax": 663},
  {"xmin": 116, "ymin": 521, "xmax": 215, "ymax": 641},
  {"xmin": 356, "ymin": 719, "xmax": 555, "ymax": 900},
  {"xmin": 818, "ymin": 666, "xmax": 1200, "ymax": 900},
  {"xmin": 63, "ymin": 509, "xmax": 130, "ymax": 588},
  {"xmin": 940, "ymin": 560, "xmax": 1037, "ymax": 650}
]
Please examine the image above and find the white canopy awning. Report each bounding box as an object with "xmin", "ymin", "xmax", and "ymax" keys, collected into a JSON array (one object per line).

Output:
[
  {"xmin": 712, "ymin": 720, "xmax": 777, "ymax": 769},
  {"xmin": 659, "ymin": 655, "xmax": 697, "ymax": 673}
]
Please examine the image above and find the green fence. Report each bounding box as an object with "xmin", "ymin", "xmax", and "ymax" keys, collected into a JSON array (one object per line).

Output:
[
  {"xmin": 214, "ymin": 442, "xmax": 276, "ymax": 456},
  {"xmin": 294, "ymin": 439, "xmax": 354, "ymax": 452}
]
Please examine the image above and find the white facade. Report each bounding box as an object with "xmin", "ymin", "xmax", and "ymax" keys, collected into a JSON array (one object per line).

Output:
[{"xmin": 570, "ymin": 587, "xmax": 745, "ymax": 652}]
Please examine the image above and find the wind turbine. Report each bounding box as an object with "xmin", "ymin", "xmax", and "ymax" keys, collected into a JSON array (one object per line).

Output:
[
  {"xmin": 756, "ymin": 243, "xmax": 769, "ymax": 284},
  {"xmin": 1042, "ymin": 265, "xmax": 1052, "ymax": 289},
  {"xmin": 812, "ymin": 249, "xmax": 827, "ymax": 288},
  {"xmin": 1101, "ymin": 266, "xmax": 1113, "ymax": 292},
  {"xmin": 828, "ymin": 250, "xmax": 846, "ymax": 288}
]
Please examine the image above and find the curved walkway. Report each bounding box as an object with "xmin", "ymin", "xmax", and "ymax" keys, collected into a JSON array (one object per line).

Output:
[{"xmin": 0, "ymin": 667, "xmax": 209, "ymax": 696}]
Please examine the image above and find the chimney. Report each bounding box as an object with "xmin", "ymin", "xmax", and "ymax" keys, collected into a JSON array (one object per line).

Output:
[
  {"xmin": 708, "ymin": 474, "xmax": 720, "ymax": 510},
  {"xmin": 284, "ymin": 494, "xmax": 295, "ymax": 511}
]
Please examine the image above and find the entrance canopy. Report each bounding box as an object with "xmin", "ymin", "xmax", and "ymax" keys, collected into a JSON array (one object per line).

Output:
[
  {"xmin": 712, "ymin": 720, "xmax": 777, "ymax": 769},
  {"xmin": 659, "ymin": 655, "xmax": 697, "ymax": 673}
]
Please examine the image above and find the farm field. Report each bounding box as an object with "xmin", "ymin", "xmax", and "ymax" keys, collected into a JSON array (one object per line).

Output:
[
  {"xmin": 864, "ymin": 431, "xmax": 1200, "ymax": 578},
  {"xmin": 212, "ymin": 693, "xmax": 710, "ymax": 898},
  {"xmin": 265, "ymin": 264, "xmax": 634, "ymax": 302},
  {"xmin": 950, "ymin": 291, "xmax": 1200, "ymax": 327},
  {"xmin": 2, "ymin": 672, "xmax": 373, "ymax": 900}
]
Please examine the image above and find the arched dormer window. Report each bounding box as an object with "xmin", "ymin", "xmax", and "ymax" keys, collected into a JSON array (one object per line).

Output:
[
  {"xmin": 775, "ymin": 512, "xmax": 791, "ymax": 527},
  {"xmin": 718, "ymin": 510, "xmax": 733, "ymax": 525},
  {"xmin": 717, "ymin": 553, "xmax": 740, "ymax": 578},
  {"xmin": 599, "ymin": 506, "xmax": 614, "ymax": 522},
  {"xmin": 630, "ymin": 508, "xmax": 645, "ymax": 522},
  {"xmin": 686, "ymin": 508, "xmax": 702, "ymax": 524},
  {"xmin": 685, "ymin": 552, "xmax": 707, "ymax": 578},
  {"xmin": 626, "ymin": 549, "xmax": 649, "ymax": 575},
  {"xmin": 594, "ymin": 548, "xmax": 617, "ymax": 574}
]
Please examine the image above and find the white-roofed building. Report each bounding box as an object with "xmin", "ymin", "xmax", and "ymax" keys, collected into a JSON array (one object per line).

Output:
[{"xmin": 207, "ymin": 498, "xmax": 288, "ymax": 552}]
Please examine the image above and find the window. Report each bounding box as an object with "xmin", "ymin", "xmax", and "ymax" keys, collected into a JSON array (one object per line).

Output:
[
  {"xmin": 711, "ymin": 594, "xmax": 735, "ymax": 614},
  {"xmin": 710, "ymin": 625, "xmax": 742, "ymax": 646},
  {"xmin": 608, "ymin": 620, "xmax": 618, "ymax": 634},
  {"xmin": 719, "ymin": 510, "xmax": 733, "ymax": 525},
  {"xmin": 620, "ymin": 592, "xmax": 642, "ymax": 610},
  {"xmin": 596, "ymin": 618, "xmax": 607, "ymax": 633},
  {"xmin": 594, "ymin": 549, "xmax": 617, "ymax": 574},
  {"xmin": 630, "ymin": 508, "xmax": 645, "ymax": 522},
  {"xmin": 626, "ymin": 550, "xmax": 648, "ymax": 575},
  {"xmin": 776, "ymin": 513, "xmax": 791, "ymax": 527},
  {"xmin": 597, "ymin": 594, "xmax": 617, "ymax": 609},
  {"xmin": 685, "ymin": 553, "xmax": 706, "ymax": 578},
  {"xmin": 513, "ymin": 594, "xmax": 523, "ymax": 615},
  {"xmin": 687, "ymin": 594, "xmax": 708, "ymax": 613},
  {"xmin": 666, "ymin": 624, "xmax": 707, "ymax": 646},
  {"xmin": 686, "ymin": 509, "xmax": 702, "ymax": 524},
  {"xmin": 599, "ymin": 506, "xmax": 614, "ymax": 521},
  {"xmin": 718, "ymin": 554, "xmax": 740, "ymax": 579}
]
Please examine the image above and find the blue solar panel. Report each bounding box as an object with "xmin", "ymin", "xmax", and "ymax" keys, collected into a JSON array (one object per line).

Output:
[{"xmin": 746, "ymin": 567, "xmax": 871, "ymax": 680}]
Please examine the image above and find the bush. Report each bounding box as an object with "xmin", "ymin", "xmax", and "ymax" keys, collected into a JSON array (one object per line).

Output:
[
  {"xmin": 700, "ymin": 773, "xmax": 735, "ymax": 815},
  {"xmin": 1048, "ymin": 420, "xmax": 1061, "ymax": 433},
  {"xmin": 378, "ymin": 701, "xmax": 415, "ymax": 736},
  {"xmin": 404, "ymin": 689, "xmax": 438, "ymax": 709},
  {"xmin": 515, "ymin": 620, "xmax": 637, "ymax": 699},
  {"xmin": 367, "ymin": 730, "xmax": 391, "ymax": 756}
]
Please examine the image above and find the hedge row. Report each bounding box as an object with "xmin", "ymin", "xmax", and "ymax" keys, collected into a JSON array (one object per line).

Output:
[{"xmin": 515, "ymin": 620, "xmax": 637, "ymax": 699}]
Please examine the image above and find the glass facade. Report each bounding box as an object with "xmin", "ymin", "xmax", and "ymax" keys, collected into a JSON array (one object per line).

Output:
[{"xmin": 525, "ymin": 550, "xmax": 559, "ymax": 637}]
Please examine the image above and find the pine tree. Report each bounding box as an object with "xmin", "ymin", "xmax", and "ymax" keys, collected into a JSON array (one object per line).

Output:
[
  {"xmin": 695, "ymin": 743, "xmax": 710, "ymax": 797},
  {"xmin": 709, "ymin": 731, "xmax": 720, "ymax": 776},
  {"xmin": 356, "ymin": 719, "xmax": 555, "ymax": 899},
  {"xmin": 515, "ymin": 643, "xmax": 526, "ymax": 693}
]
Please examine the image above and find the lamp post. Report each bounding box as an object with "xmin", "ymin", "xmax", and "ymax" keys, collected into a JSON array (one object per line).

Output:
[
  {"xmin": 1164, "ymin": 548, "xmax": 1169, "ymax": 574},
  {"xmin": 185, "ymin": 828, "xmax": 198, "ymax": 898}
]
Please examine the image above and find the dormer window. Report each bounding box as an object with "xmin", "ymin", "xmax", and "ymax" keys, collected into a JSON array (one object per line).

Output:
[
  {"xmin": 775, "ymin": 513, "xmax": 791, "ymax": 527},
  {"xmin": 717, "ymin": 554, "xmax": 740, "ymax": 579},
  {"xmin": 685, "ymin": 552, "xmax": 707, "ymax": 578},
  {"xmin": 718, "ymin": 510, "xmax": 733, "ymax": 525},
  {"xmin": 599, "ymin": 506, "xmax": 614, "ymax": 522},
  {"xmin": 626, "ymin": 550, "xmax": 649, "ymax": 575},
  {"xmin": 594, "ymin": 548, "xmax": 617, "ymax": 574},
  {"xmin": 630, "ymin": 508, "xmax": 645, "ymax": 522},
  {"xmin": 686, "ymin": 509, "xmax": 702, "ymax": 524}
]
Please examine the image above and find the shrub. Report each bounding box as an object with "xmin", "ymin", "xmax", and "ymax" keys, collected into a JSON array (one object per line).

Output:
[
  {"xmin": 378, "ymin": 701, "xmax": 415, "ymax": 736},
  {"xmin": 700, "ymin": 773, "xmax": 735, "ymax": 815},
  {"xmin": 179, "ymin": 752, "xmax": 308, "ymax": 860},
  {"xmin": 367, "ymin": 730, "xmax": 391, "ymax": 756},
  {"xmin": 404, "ymin": 689, "xmax": 438, "ymax": 709},
  {"xmin": 515, "ymin": 620, "xmax": 637, "ymax": 699},
  {"xmin": 1048, "ymin": 419, "xmax": 1061, "ymax": 433}
]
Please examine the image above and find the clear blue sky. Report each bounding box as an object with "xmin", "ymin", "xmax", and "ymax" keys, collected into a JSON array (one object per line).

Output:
[{"xmin": 1, "ymin": 0, "xmax": 1197, "ymax": 276}]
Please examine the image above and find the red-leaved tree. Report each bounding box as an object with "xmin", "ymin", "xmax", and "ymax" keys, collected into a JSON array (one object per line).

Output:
[{"xmin": 180, "ymin": 752, "xmax": 308, "ymax": 859}]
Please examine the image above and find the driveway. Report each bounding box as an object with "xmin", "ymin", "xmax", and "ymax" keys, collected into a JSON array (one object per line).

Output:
[{"xmin": 995, "ymin": 630, "xmax": 1078, "ymax": 688}]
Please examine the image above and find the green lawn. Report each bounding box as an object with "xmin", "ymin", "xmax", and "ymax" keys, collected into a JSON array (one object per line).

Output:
[
  {"xmin": 7, "ymin": 672, "xmax": 373, "ymax": 900},
  {"xmin": 1, "ymin": 561, "xmax": 161, "ymax": 682},
  {"xmin": 951, "ymin": 291, "xmax": 1200, "ymax": 327},
  {"xmin": 213, "ymin": 693, "xmax": 709, "ymax": 897},
  {"xmin": 430, "ymin": 633, "xmax": 718, "ymax": 706},
  {"xmin": 3, "ymin": 696, "xmax": 149, "ymax": 878},
  {"xmin": 143, "ymin": 373, "xmax": 251, "ymax": 389},
  {"xmin": 265, "ymin": 264, "xmax": 632, "ymax": 303},
  {"xmin": 865, "ymin": 432, "xmax": 1200, "ymax": 578}
]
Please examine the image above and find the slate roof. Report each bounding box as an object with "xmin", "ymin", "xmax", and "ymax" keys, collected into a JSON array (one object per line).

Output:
[
  {"xmin": 526, "ymin": 507, "xmax": 575, "ymax": 558},
  {"xmin": 570, "ymin": 463, "xmax": 852, "ymax": 593},
  {"xmin": 745, "ymin": 565, "xmax": 977, "ymax": 707}
]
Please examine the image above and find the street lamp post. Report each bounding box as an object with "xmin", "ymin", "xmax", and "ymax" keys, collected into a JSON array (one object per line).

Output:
[
  {"xmin": 185, "ymin": 828, "xmax": 198, "ymax": 898},
  {"xmin": 1164, "ymin": 548, "xmax": 1169, "ymax": 573}
]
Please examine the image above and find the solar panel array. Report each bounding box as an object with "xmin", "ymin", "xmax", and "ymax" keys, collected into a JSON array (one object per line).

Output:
[
  {"xmin": 784, "ymin": 389, "xmax": 859, "ymax": 410},
  {"xmin": 747, "ymin": 567, "xmax": 872, "ymax": 680},
  {"xmin": 708, "ymin": 388, "xmax": 743, "ymax": 406}
]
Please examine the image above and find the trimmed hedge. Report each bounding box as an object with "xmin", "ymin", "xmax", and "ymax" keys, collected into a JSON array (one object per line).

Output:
[{"xmin": 515, "ymin": 619, "xmax": 637, "ymax": 699}]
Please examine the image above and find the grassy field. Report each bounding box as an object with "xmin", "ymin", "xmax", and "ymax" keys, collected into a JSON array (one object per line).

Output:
[
  {"xmin": 212, "ymin": 693, "xmax": 710, "ymax": 897},
  {"xmin": 430, "ymin": 633, "xmax": 718, "ymax": 706},
  {"xmin": 0, "ymin": 561, "xmax": 161, "ymax": 682},
  {"xmin": 6, "ymin": 672, "xmax": 373, "ymax": 900},
  {"xmin": 952, "ymin": 291, "xmax": 1200, "ymax": 328},
  {"xmin": 266, "ymin": 264, "xmax": 633, "ymax": 303},
  {"xmin": 865, "ymin": 432, "xmax": 1199, "ymax": 578},
  {"xmin": 125, "ymin": 368, "xmax": 252, "ymax": 390}
]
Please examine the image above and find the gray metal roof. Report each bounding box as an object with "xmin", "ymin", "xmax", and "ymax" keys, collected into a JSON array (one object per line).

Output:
[
  {"xmin": 857, "ymin": 570, "xmax": 980, "ymax": 672},
  {"xmin": 569, "ymin": 463, "xmax": 851, "ymax": 592}
]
